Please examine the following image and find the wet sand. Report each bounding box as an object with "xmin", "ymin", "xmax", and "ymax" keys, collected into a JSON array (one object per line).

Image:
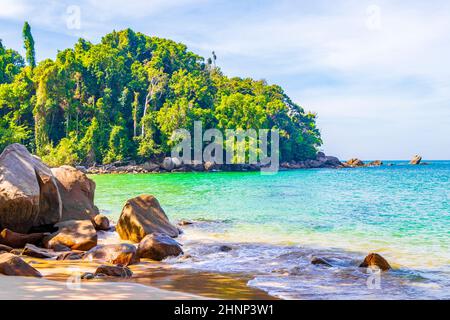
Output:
[{"xmin": 26, "ymin": 257, "xmax": 275, "ymax": 300}]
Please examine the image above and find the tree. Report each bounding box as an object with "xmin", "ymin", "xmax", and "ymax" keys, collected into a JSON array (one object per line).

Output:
[{"xmin": 22, "ymin": 22, "xmax": 36, "ymax": 68}]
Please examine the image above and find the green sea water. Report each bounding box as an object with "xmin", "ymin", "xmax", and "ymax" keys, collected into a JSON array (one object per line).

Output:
[{"xmin": 91, "ymin": 161, "xmax": 450, "ymax": 299}]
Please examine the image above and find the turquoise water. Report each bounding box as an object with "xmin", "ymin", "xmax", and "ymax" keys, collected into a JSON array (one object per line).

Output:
[{"xmin": 92, "ymin": 161, "xmax": 450, "ymax": 299}]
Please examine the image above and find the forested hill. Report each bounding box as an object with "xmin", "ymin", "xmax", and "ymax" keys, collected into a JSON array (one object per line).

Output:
[{"xmin": 0, "ymin": 24, "xmax": 322, "ymax": 166}]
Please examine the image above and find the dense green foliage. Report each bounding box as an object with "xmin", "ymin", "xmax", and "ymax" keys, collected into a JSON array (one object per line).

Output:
[{"xmin": 0, "ymin": 25, "xmax": 322, "ymax": 166}]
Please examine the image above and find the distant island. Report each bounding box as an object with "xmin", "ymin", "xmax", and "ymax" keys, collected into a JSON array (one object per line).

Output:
[{"xmin": 0, "ymin": 23, "xmax": 322, "ymax": 168}]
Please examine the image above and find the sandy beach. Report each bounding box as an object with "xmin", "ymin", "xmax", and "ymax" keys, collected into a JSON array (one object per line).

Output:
[{"xmin": 0, "ymin": 275, "xmax": 205, "ymax": 300}]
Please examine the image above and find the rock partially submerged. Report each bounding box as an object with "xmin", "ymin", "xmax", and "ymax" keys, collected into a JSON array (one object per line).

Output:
[
  {"xmin": 94, "ymin": 265, "xmax": 132, "ymax": 278},
  {"xmin": 410, "ymin": 155, "xmax": 422, "ymax": 165},
  {"xmin": 44, "ymin": 220, "xmax": 97, "ymax": 251},
  {"xmin": 116, "ymin": 195, "xmax": 179, "ymax": 242},
  {"xmin": 345, "ymin": 158, "xmax": 365, "ymax": 167},
  {"xmin": 137, "ymin": 233, "xmax": 183, "ymax": 261},
  {"xmin": 51, "ymin": 165, "xmax": 99, "ymax": 221},
  {"xmin": 311, "ymin": 256, "xmax": 333, "ymax": 267},
  {"xmin": 84, "ymin": 243, "xmax": 139, "ymax": 266},
  {"xmin": 0, "ymin": 253, "xmax": 42, "ymax": 277},
  {"xmin": 359, "ymin": 253, "xmax": 391, "ymax": 271},
  {"xmin": 0, "ymin": 144, "xmax": 62, "ymax": 233},
  {"xmin": 0, "ymin": 229, "xmax": 46, "ymax": 248}
]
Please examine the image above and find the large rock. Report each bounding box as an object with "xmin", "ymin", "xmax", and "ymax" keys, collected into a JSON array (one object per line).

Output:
[
  {"xmin": 316, "ymin": 152, "xmax": 343, "ymax": 168},
  {"xmin": 43, "ymin": 220, "xmax": 97, "ymax": 251},
  {"xmin": 0, "ymin": 253, "xmax": 42, "ymax": 277},
  {"xmin": 161, "ymin": 157, "xmax": 175, "ymax": 171},
  {"xmin": 410, "ymin": 155, "xmax": 422, "ymax": 165},
  {"xmin": 51, "ymin": 165, "xmax": 99, "ymax": 221},
  {"xmin": 0, "ymin": 229, "xmax": 46, "ymax": 248},
  {"xmin": 83, "ymin": 243, "xmax": 139, "ymax": 266},
  {"xmin": 0, "ymin": 144, "xmax": 62, "ymax": 233},
  {"xmin": 116, "ymin": 195, "xmax": 179, "ymax": 242},
  {"xmin": 359, "ymin": 253, "xmax": 391, "ymax": 271},
  {"xmin": 346, "ymin": 158, "xmax": 365, "ymax": 167},
  {"xmin": 137, "ymin": 233, "xmax": 183, "ymax": 261}
]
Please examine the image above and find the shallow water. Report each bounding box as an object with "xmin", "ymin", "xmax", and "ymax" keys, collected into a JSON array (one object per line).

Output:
[{"xmin": 91, "ymin": 161, "xmax": 450, "ymax": 299}]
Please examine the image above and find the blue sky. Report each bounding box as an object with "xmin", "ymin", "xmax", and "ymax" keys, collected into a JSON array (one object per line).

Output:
[{"xmin": 1, "ymin": 0, "xmax": 449, "ymax": 159}]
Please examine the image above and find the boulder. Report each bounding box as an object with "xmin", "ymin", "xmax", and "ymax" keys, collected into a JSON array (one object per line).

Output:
[
  {"xmin": 161, "ymin": 157, "xmax": 175, "ymax": 171},
  {"xmin": 410, "ymin": 155, "xmax": 422, "ymax": 165},
  {"xmin": 21, "ymin": 244, "xmax": 59, "ymax": 259},
  {"xmin": 137, "ymin": 233, "xmax": 183, "ymax": 261},
  {"xmin": 0, "ymin": 229, "xmax": 46, "ymax": 248},
  {"xmin": 346, "ymin": 158, "xmax": 365, "ymax": 167},
  {"xmin": 142, "ymin": 161, "xmax": 159, "ymax": 172},
  {"xmin": 93, "ymin": 214, "xmax": 110, "ymax": 231},
  {"xmin": 368, "ymin": 160, "xmax": 383, "ymax": 166},
  {"xmin": 311, "ymin": 256, "xmax": 333, "ymax": 267},
  {"xmin": 359, "ymin": 253, "xmax": 391, "ymax": 271},
  {"xmin": 94, "ymin": 265, "xmax": 132, "ymax": 278},
  {"xmin": 51, "ymin": 165, "xmax": 99, "ymax": 221},
  {"xmin": 43, "ymin": 220, "xmax": 97, "ymax": 251},
  {"xmin": 171, "ymin": 157, "xmax": 183, "ymax": 169},
  {"xmin": 0, "ymin": 253, "xmax": 42, "ymax": 277},
  {"xmin": 0, "ymin": 144, "xmax": 62, "ymax": 233},
  {"xmin": 83, "ymin": 243, "xmax": 139, "ymax": 266},
  {"xmin": 116, "ymin": 195, "xmax": 179, "ymax": 242}
]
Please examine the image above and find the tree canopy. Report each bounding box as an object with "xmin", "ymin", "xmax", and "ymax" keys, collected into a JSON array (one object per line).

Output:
[{"xmin": 0, "ymin": 25, "xmax": 322, "ymax": 165}]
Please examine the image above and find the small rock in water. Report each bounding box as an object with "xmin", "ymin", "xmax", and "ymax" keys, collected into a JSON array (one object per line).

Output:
[
  {"xmin": 311, "ymin": 256, "xmax": 333, "ymax": 267},
  {"xmin": 137, "ymin": 233, "xmax": 183, "ymax": 261},
  {"xmin": 94, "ymin": 265, "xmax": 133, "ymax": 278},
  {"xmin": 178, "ymin": 219, "xmax": 194, "ymax": 226},
  {"xmin": 81, "ymin": 272, "xmax": 95, "ymax": 280},
  {"xmin": 359, "ymin": 253, "xmax": 391, "ymax": 271},
  {"xmin": 410, "ymin": 155, "xmax": 422, "ymax": 165},
  {"xmin": 93, "ymin": 214, "xmax": 110, "ymax": 231}
]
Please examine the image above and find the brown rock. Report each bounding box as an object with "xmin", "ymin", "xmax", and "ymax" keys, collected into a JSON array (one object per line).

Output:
[
  {"xmin": 116, "ymin": 195, "xmax": 179, "ymax": 242},
  {"xmin": 0, "ymin": 144, "xmax": 62, "ymax": 233},
  {"xmin": 84, "ymin": 243, "xmax": 139, "ymax": 266},
  {"xmin": 44, "ymin": 220, "xmax": 97, "ymax": 251},
  {"xmin": 359, "ymin": 253, "xmax": 391, "ymax": 271},
  {"xmin": 346, "ymin": 158, "xmax": 365, "ymax": 167},
  {"xmin": 94, "ymin": 265, "xmax": 132, "ymax": 278},
  {"xmin": 368, "ymin": 160, "xmax": 383, "ymax": 166},
  {"xmin": 137, "ymin": 233, "xmax": 183, "ymax": 261},
  {"xmin": 410, "ymin": 155, "xmax": 422, "ymax": 165},
  {"xmin": 0, "ymin": 229, "xmax": 46, "ymax": 248},
  {"xmin": 51, "ymin": 165, "xmax": 99, "ymax": 221},
  {"xmin": 93, "ymin": 214, "xmax": 110, "ymax": 231},
  {"xmin": 21, "ymin": 244, "xmax": 59, "ymax": 259},
  {"xmin": 0, "ymin": 253, "xmax": 42, "ymax": 277}
]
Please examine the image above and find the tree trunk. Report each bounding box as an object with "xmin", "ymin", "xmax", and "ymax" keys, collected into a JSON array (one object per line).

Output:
[{"xmin": 141, "ymin": 90, "xmax": 151, "ymax": 137}]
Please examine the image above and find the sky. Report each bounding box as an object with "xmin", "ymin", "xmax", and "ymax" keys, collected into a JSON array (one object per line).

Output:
[{"xmin": 1, "ymin": 0, "xmax": 449, "ymax": 160}]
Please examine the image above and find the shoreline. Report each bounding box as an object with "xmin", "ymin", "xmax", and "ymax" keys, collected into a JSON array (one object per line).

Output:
[{"xmin": 18, "ymin": 255, "xmax": 275, "ymax": 300}]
